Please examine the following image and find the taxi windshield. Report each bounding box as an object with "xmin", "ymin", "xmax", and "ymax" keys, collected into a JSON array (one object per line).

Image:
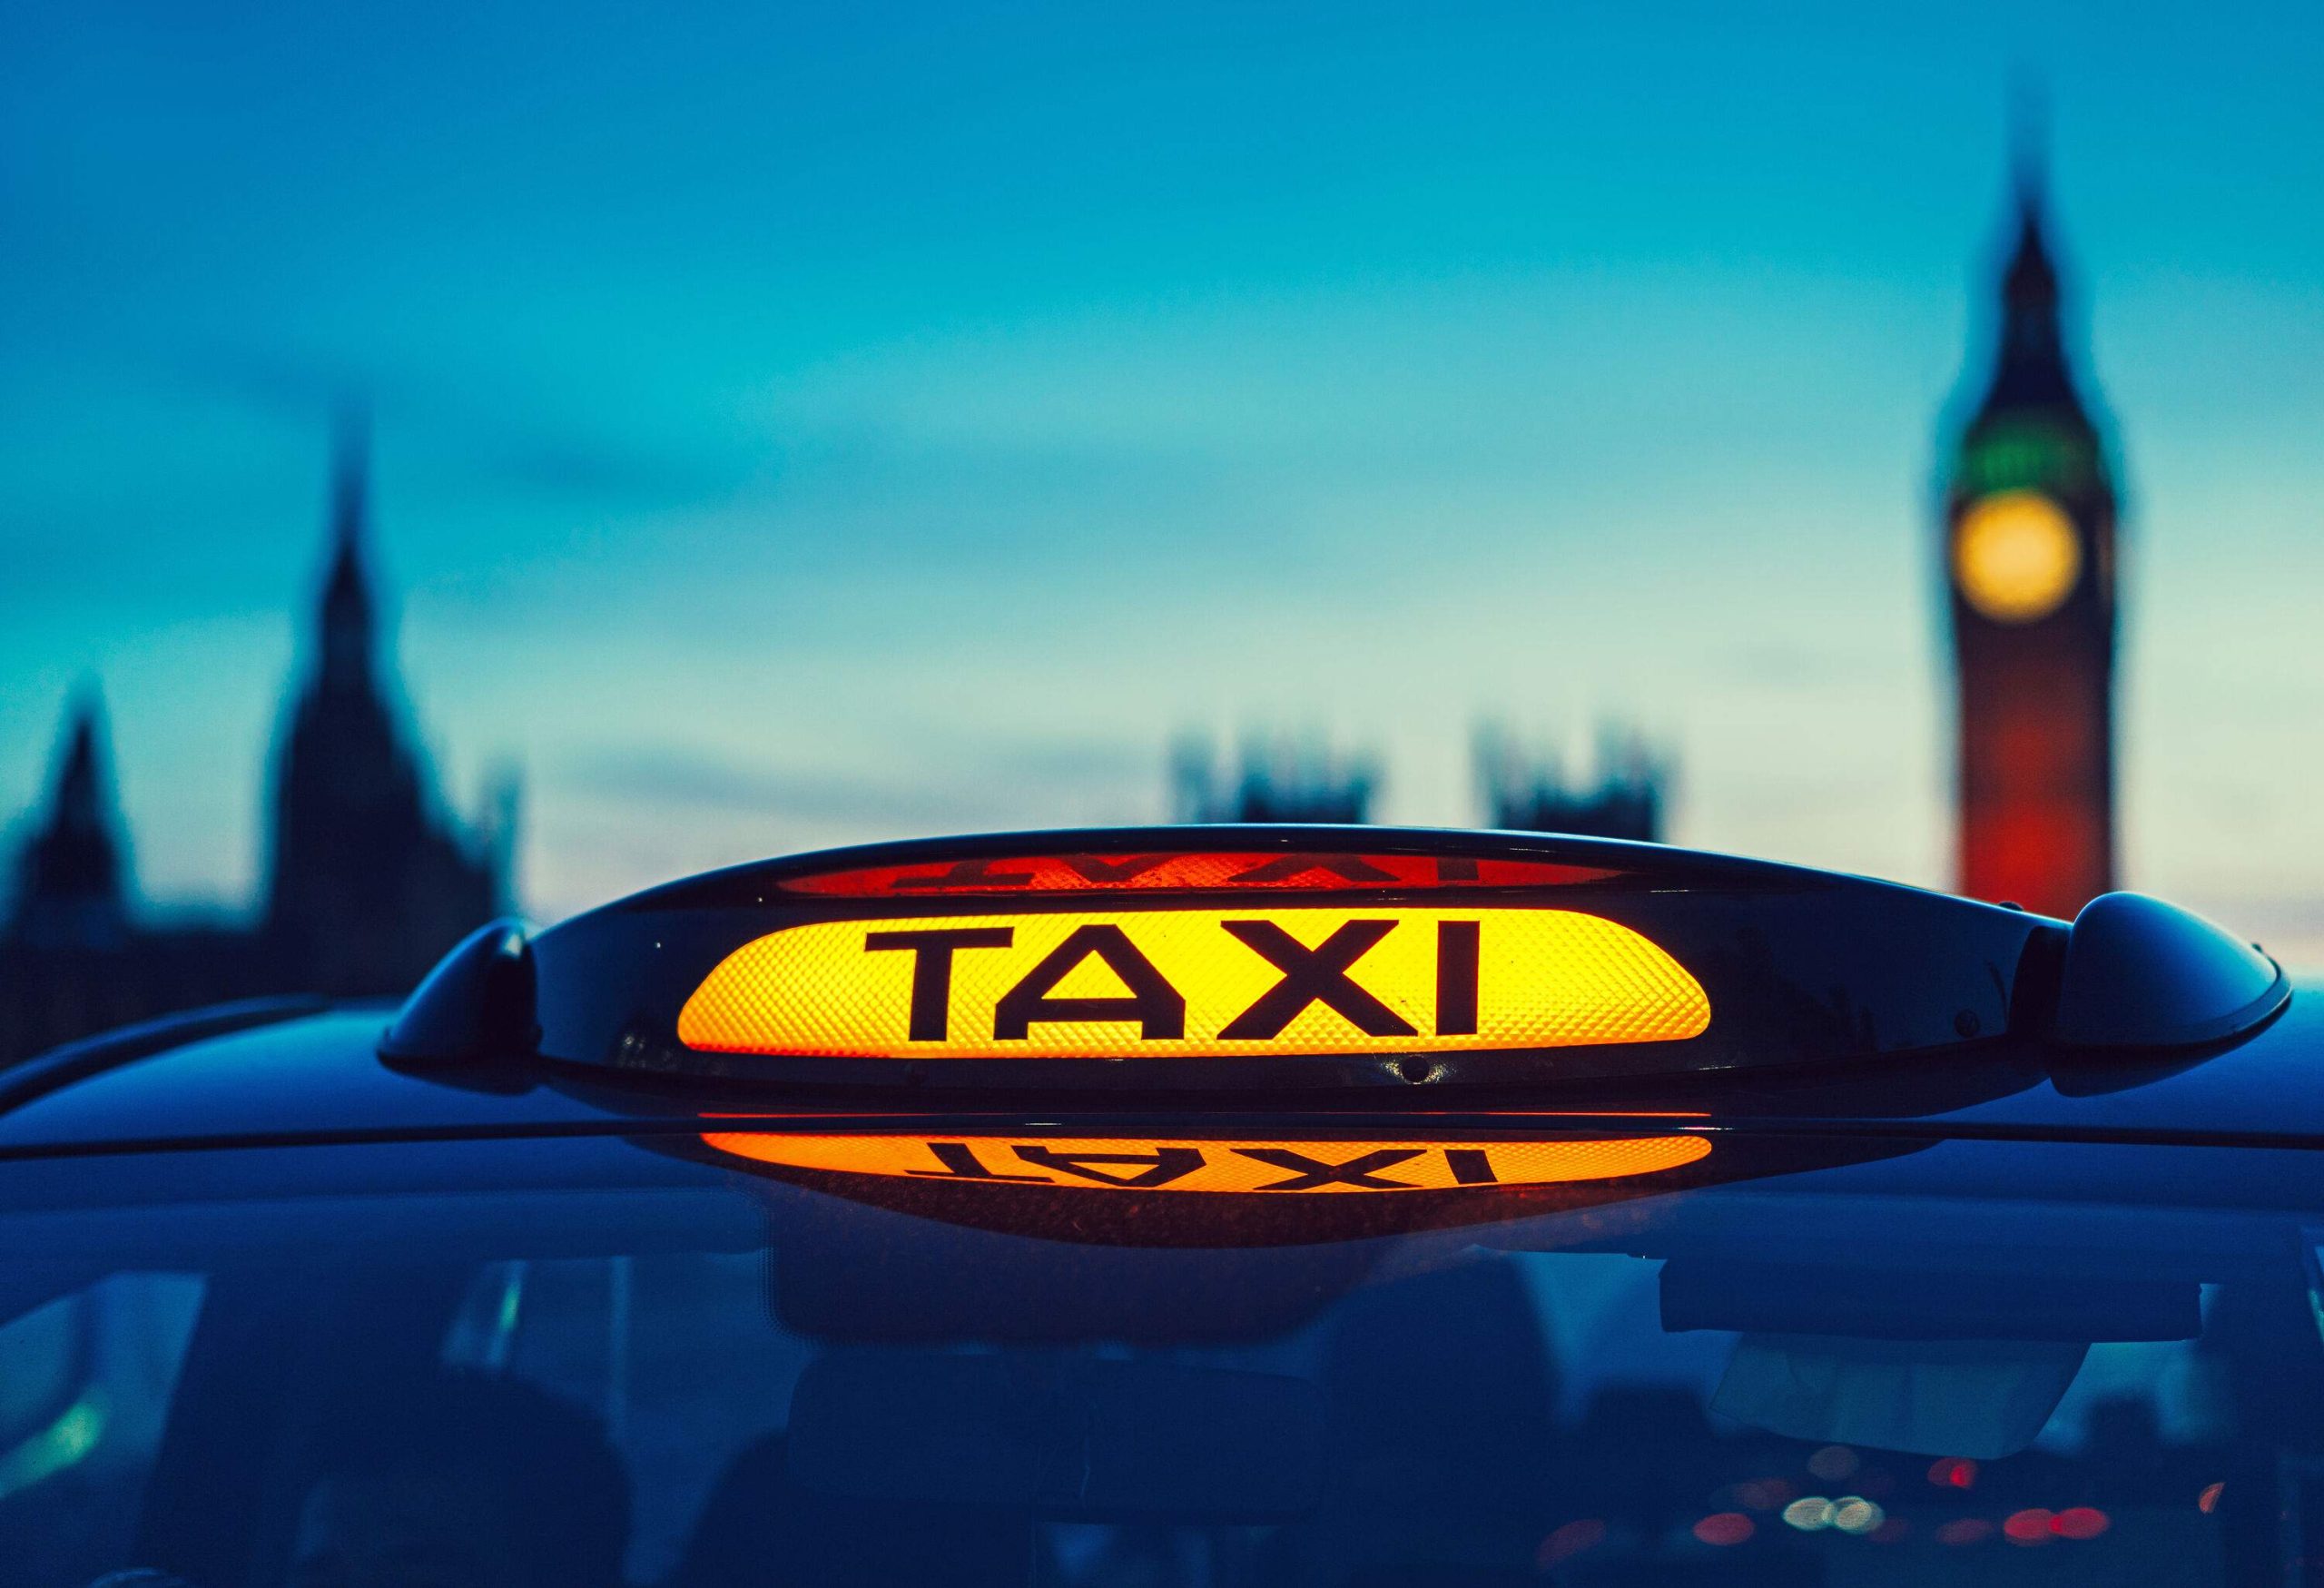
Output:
[{"xmin": 2, "ymin": 1127, "xmax": 2318, "ymax": 1588}]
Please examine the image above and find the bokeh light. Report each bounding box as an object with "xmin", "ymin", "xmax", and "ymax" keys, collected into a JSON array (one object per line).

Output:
[
  {"xmin": 2003, "ymin": 1508, "xmax": 2056, "ymax": 1544},
  {"xmin": 1807, "ymin": 1445, "xmax": 1860, "ymax": 1482},
  {"xmin": 1536, "ymin": 1519, "xmax": 1606, "ymax": 1568},
  {"xmin": 1831, "ymin": 1497, "xmax": 1885, "ymax": 1535},
  {"xmin": 1782, "ymin": 1497, "xmax": 1836, "ymax": 1532}
]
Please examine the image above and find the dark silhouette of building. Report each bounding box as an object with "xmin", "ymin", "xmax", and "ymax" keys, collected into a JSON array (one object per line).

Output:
[
  {"xmin": 265, "ymin": 438, "xmax": 505, "ymax": 994},
  {"xmin": 1942, "ymin": 146, "xmax": 2120, "ymax": 918},
  {"xmin": 1167, "ymin": 725, "xmax": 1672, "ymax": 835},
  {"xmin": 1476, "ymin": 725, "xmax": 1665, "ymax": 842},
  {"xmin": 0, "ymin": 428, "xmax": 510, "ymax": 1062},
  {"xmin": 1172, "ymin": 733, "xmax": 1377, "ymax": 824},
  {"xmin": 6, "ymin": 688, "xmax": 132, "ymax": 953}
]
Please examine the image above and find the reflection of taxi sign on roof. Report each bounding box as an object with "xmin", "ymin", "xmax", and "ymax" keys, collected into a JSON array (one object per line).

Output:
[
  {"xmin": 676, "ymin": 906, "xmax": 1709, "ymax": 1060},
  {"xmin": 701, "ymin": 1132, "xmax": 1714, "ymax": 1191},
  {"xmin": 383, "ymin": 825, "xmax": 2292, "ymax": 1091},
  {"xmin": 684, "ymin": 1127, "xmax": 1915, "ymax": 1249}
]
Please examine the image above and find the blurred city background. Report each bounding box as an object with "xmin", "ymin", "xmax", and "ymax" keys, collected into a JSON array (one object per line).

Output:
[{"xmin": 5, "ymin": 1, "xmax": 2321, "ymax": 1057}]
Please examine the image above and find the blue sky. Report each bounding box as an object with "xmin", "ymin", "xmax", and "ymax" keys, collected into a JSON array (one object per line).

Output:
[{"xmin": 4, "ymin": 0, "xmax": 2321, "ymax": 940}]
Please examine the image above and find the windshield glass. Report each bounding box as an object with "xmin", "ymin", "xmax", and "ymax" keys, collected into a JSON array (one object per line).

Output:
[{"xmin": 3, "ymin": 1127, "xmax": 2319, "ymax": 1588}]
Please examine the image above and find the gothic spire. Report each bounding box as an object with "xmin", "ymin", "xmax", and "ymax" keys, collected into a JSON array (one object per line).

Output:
[
  {"xmin": 7, "ymin": 683, "xmax": 130, "ymax": 947},
  {"xmin": 319, "ymin": 405, "xmax": 379, "ymax": 690},
  {"xmin": 53, "ymin": 685, "xmax": 109, "ymax": 833},
  {"xmin": 1986, "ymin": 92, "xmax": 2073, "ymax": 409}
]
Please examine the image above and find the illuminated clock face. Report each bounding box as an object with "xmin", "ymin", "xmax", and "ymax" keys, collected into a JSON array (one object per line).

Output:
[{"xmin": 1953, "ymin": 489, "xmax": 2082, "ymax": 623}]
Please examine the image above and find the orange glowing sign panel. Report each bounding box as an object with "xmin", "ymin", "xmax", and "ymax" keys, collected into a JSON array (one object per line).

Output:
[
  {"xmin": 702, "ymin": 1132, "xmax": 1712, "ymax": 1192},
  {"xmin": 677, "ymin": 906, "xmax": 1709, "ymax": 1059},
  {"xmin": 783, "ymin": 851, "xmax": 1623, "ymax": 897}
]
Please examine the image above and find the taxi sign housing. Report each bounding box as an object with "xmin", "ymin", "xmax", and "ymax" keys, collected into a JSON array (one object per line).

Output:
[{"xmin": 382, "ymin": 825, "xmax": 2271, "ymax": 1095}]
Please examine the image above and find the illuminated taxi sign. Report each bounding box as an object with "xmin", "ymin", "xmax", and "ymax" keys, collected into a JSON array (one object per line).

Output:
[
  {"xmin": 701, "ymin": 1132, "xmax": 1712, "ymax": 1192},
  {"xmin": 499, "ymin": 826, "xmax": 2057, "ymax": 1087},
  {"xmin": 677, "ymin": 905, "xmax": 1709, "ymax": 1060}
]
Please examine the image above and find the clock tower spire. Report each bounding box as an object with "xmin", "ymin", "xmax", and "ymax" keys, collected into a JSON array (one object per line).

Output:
[{"xmin": 1942, "ymin": 141, "xmax": 2119, "ymax": 919}]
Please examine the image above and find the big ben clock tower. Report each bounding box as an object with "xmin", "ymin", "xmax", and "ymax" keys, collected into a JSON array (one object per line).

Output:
[{"xmin": 1943, "ymin": 158, "xmax": 2119, "ymax": 919}]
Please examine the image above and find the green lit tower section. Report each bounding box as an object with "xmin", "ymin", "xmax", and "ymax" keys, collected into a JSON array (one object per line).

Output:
[{"xmin": 1942, "ymin": 161, "xmax": 2119, "ymax": 919}]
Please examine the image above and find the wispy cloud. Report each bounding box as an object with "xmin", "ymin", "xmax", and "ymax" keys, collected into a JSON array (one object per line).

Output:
[
  {"xmin": 169, "ymin": 341, "xmax": 754, "ymax": 513},
  {"xmin": 558, "ymin": 732, "xmax": 1156, "ymax": 832}
]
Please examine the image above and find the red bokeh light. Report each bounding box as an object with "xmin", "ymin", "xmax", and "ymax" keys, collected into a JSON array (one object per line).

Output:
[
  {"xmin": 1730, "ymin": 1477, "xmax": 1794, "ymax": 1511},
  {"xmin": 1693, "ymin": 1513, "xmax": 1755, "ymax": 1547},
  {"xmin": 2051, "ymin": 1506, "xmax": 2110, "ymax": 1540},
  {"xmin": 1537, "ymin": 1519, "xmax": 1607, "ymax": 1568},
  {"xmin": 1928, "ymin": 1456, "xmax": 1979, "ymax": 1489},
  {"xmin": 2199, "ymin": 1482, "xmax": 2225, "ymax": 1514},
  {"xmin": 2003, "ymin": 1508, "xmax": 2056, "ymax": 1544}
]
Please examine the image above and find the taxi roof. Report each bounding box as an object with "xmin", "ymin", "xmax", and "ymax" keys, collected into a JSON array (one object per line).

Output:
[
  {"xmin": 0, "ymin": 974, "xmax": 2317, "ymax": 1161},
  {"xmin": 0, "ymin": 826, "xmax": 2302, "ymax": 1162}
]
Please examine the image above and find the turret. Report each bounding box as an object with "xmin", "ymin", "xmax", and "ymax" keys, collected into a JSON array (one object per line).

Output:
[
  {"xmin": 319, "ymin": 414, "xmax": 379, "ymax": 691},
  {"xmin": 8, "ymin": 687, "xmax": 132, "ymax": 949}
]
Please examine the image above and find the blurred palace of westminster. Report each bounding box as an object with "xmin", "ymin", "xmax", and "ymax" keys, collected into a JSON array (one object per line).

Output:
[
  {"xmin": 0, "ymin": 439, "xmax": 512, "ymax": 1060},
  {"xmin": 0, "ymin": 146, "xmax": 2116, "ymax": 1063}
]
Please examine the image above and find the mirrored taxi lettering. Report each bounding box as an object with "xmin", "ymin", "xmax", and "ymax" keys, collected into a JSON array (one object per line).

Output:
[{"xmin": 701, "ymin": 1133, "xmax": 1716, "ymax": 1192}]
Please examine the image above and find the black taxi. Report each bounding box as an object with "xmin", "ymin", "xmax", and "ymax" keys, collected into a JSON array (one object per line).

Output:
[{"xmin": 2, "ymin": 826, "xmax": 2317, "ymax": 1587}]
